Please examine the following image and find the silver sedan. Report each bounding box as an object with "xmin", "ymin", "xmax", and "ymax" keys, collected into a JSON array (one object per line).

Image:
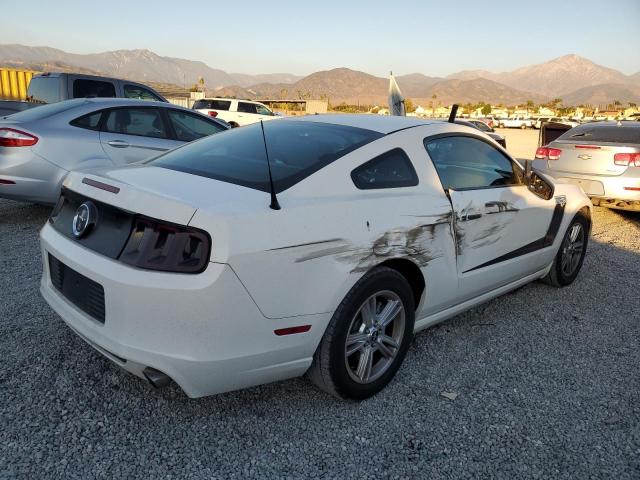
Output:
[
  {"xmin": 533, "ymin": 121, "xmax": 640, "ymax": 211},
  {"xmin": 0, "ymin": 98, "xmax": 229, "ymax": 204}
]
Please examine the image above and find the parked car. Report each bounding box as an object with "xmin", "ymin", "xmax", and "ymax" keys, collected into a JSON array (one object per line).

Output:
[
  {"xmin": 548, "ymin": 117, "xmax": 580, "ymax": 128},
  {"xmin": 39, "ymin": 115, "xmax": 591, "ymax": 400},
  {"xmin": 454, "ymin": 119, "xmax": 507, "ymax": 148},
  {"xmin": 532, "ymin": 117, "xmax": 552, "ymax": 129},
  {"xmin": 499, "ymin": 116, "xmax": 533, "ymax": 129},
  {"xmin": 0, "ymin": 72, "xmax": 168, "ymax": 116},
  {"xmin": 27, "ymin": 72, "xmax": 167, "ymax": 103},
  {"xmin": 0, "ymin": 98, "xmax": 229, "ymax": 204},
  {"xmin": 193, "ymin": 97, "xmax": 277, "ymax": 127},
  {"xmin": 533, "ymin": 121, "xmax": 640, "ymax": 211}
]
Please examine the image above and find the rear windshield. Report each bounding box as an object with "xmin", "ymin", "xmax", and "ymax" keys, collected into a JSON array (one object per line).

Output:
[
  {"xmin": 2, "ymin": 99, "xmax": 88, "ymax": 122},
  {"xmin": 557, "ymin": 124, "xmax": 640, "ymax": 144},
  {"xmin": 151, "ymin": 120, "xmax": 383, "ymax": 192},
  {"xmin": 193, "ymin": 99, "xmax": 231, "ymax": 110}
]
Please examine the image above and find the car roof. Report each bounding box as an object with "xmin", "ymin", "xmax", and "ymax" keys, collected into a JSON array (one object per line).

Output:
[{"xmin": 291, "ymin": 114, "xmax": 437, "ymax": 134}]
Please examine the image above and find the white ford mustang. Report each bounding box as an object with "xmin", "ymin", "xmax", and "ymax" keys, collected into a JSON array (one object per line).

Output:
[{"xmin": 39, "ymin": 115, "xmax": 591, "ymax": 400}]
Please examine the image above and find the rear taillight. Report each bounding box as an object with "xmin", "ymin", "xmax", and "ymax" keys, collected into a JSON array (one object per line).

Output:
[
  {"xmin": 119, "ymin": 217, "xmax": 211, "ymax": 273},
  {"xmin": 614, "ymin": 153, "xmax": 640, "ymax": 167},
  {"xmin": 207, "ymin": 111, "xmax": 218, "ymax": 117},
  {"xmin": 535, "ymin": 147, "xmax": 562, "ymax": 161},
  {"xmin": 0, "ymin": 128, "xmax": 38, "ymax": 147}
]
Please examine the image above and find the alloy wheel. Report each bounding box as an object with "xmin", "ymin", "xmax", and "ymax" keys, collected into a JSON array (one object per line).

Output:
[
  {"xmin": 344, "ymin": 291, "xmax": 405, "ymax": 384},
  {"xmin": 561, "ymin": 222, "xmax": 584, "ymax": 277}
]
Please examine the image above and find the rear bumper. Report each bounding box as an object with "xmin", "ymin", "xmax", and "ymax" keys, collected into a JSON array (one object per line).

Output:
[
  {"xmin": 0, "ymin": 149, "xmax": 67, "ymax": 204},
  {"xmin": 39, "ymin": 223, "xmax": 330, "ymax": 397},
  {"xmin": 533, "ymin": 162, "xmax": 640, "ymax": 204}
]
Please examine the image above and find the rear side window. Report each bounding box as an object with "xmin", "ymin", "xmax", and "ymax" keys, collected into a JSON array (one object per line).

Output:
[
  {"xmin": 123, "ymin": 84, "xmax": 163, "ymax": 101},
  {"xmin": 425, "ymin": 136, "xmax": 522, "ymax": 190},
  {"xmin": 193, "ymin": 99, "xmax": 231, "ymax": 110},
  {"xmin": 351, "ymin": 148, "xmax": 418, "ymax": 190},
  {"xmin": 103, "ymin": 108, "xmax": 166, "ymax": 138},
  {"xmin": 167, "ymin": 110, "xmax": 226, "ymax": 142},
  {"xmin": 557, "ymin": 124, "xmax": 640, "ymax": 144},
  {"xmin": 237, "ymin": 102, "xmax": 257, "ymax": 114},
  {"xmin": 151, "ymin": 120, "xmax": 383, "ymax": 193},
  {"xmin": 70, "ymin": 111, "xmax": 103, "ymax": 131},
  {"xmin": 73, "ymin": 79, "xmax": 116, "ymax": 99},
  {"xmin": 27, "ymin": 77, "xmax": 60, "ymax": 103}
]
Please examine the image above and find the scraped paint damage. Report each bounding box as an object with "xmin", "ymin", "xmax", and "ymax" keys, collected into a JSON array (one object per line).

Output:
[{"xmin": 283, "ymin": 211, "xmax": 453, "ymax": 273}]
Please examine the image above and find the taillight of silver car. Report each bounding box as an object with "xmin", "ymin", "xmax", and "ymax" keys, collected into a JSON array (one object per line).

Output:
[
  {"xmin": 119, "ymin": 217, "xmax": 211, "ymax": 273},
  {"xmin": 614, "ymin": 153, "xmax": 640, "ymax": 167},
  {"xmin": 0, "ymin": 128, "xmax": 38, "ymax": 147},
  {"xmin": 535, "ymin": 147, "xmax": 562, "ymax": 161}
]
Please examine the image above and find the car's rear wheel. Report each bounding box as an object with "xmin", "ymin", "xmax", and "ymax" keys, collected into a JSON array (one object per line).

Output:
[
  {"xmin": 543, "ymin": 213, "xmax": 589, "ymax": 287},
  {"xmin": 307, "ymin": 267, "xmax": 415, "ymax": 400}
]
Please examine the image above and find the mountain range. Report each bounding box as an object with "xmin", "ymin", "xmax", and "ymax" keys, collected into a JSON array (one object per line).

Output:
[{"xmin": 1, "ymin": 45, "xmax": 638, "ymax": 107}]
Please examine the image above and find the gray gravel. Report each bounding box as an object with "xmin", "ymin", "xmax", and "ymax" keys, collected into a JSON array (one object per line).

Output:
[{"xmin": 1, "ymin": 199, "xmax": 639, "ymax": 479}]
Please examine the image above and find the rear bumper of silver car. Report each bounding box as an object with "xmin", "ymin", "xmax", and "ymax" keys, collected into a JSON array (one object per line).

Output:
[{"xmin": 532, "ymin": 161, "xmax": 640, "ymax": 210}]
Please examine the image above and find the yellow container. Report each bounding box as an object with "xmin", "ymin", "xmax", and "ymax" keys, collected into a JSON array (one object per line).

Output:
[{"xmin": 0, "ymin": 68, "xmax": 35, "ymax": 100}]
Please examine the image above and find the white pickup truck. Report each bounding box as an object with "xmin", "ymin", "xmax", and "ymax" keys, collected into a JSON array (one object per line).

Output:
[{"xmin": 498, "ymin": 116, "xmax": 533, "ymax": 129}]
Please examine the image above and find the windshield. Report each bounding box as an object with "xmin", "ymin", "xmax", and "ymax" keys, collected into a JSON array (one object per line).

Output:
[
  {"xmin": 2, "ymin": 99, "xmax": 88, "ymax": 122},
  {"xmin": 151, "ymin": 120, "xmax": 383, "ymax": 192}
]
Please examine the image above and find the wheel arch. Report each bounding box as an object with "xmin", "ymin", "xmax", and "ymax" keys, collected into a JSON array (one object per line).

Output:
[{"xmin": 375, "ymin": 258, "xmax": 426, "ymax": 311}]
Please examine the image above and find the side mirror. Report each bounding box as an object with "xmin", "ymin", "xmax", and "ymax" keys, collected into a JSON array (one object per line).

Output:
[{"xmin": 490, "ymin": 127, "xmax": 495, "ymax": 133}]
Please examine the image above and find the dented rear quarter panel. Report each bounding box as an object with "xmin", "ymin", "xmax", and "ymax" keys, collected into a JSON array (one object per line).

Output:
[{"xmin": 190, "ymin": 126, "xmax": 459, "ymax": 319}]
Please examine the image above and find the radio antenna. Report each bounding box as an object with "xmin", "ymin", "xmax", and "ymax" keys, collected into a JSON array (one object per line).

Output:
[
  {"xmin": 448, "ymin": 104, "xmax": 459, "ymax": 123},
  {"xmin": 260, "ymin": 120, "xmax": 281, "ymax": 210}
]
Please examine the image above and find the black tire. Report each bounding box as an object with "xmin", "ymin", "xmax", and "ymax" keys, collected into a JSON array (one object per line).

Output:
[
  {"xmin": 543, "ymin": 212, "xmax": 589, "ymax": 287},
  {"xmin": 307, "ymin": 266, "xmax": 415, "ymax": 400}
]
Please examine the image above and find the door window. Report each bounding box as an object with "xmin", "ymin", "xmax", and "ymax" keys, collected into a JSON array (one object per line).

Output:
[
  {"xmin": 167, "ymin": 110, "xmax": 226, "ymax": 142},
  {"xmin": 237, "ymin": 102, "xmax": 258, "ymax": 114},
  {"xmin": 27, "ymin": 76, "xmax": 60, "ymax": 103},
  {"xmin": 73, "ymin": 79, "xmax": 116, "ymax": 98},
  {"xmin": 425, "ymin": 136, "xmax": 522, "ymax": 190},
  {"xmin": 70, "ymin": 111, "xmax": 103, "ymax": 131},
  {"xmin": 255, "ymin": 104, "xmax": 273, "ymax": 116},
  {"xmin": 193, "ymin": 99, "xmax": 231, "ymax": 110},
  {"xmin": 103, "ymin": 108, "xmax": 167, "ymax": 138},
  {"xmin": 351, "ymin": 148, "xmax": 419, "ymax": 189},
  {"xmin": 123, "ymin": 84, "xmax": 163, "ymax": 101}
]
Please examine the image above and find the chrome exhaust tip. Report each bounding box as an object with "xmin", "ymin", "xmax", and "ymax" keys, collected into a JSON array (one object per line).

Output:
[{"xmin": 142, "ymin": 367, "xmax": 171, "ymax": 389}]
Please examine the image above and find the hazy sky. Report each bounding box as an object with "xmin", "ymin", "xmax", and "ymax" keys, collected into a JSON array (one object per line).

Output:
[{"xmin": 1, "ymin": 0, "xmax": 638, "ymax": 76}]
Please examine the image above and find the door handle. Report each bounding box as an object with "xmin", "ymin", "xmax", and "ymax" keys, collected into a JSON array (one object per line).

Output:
[{"xmin": 107, "ymin": 140, "xmax": 130, "ymax": 148}]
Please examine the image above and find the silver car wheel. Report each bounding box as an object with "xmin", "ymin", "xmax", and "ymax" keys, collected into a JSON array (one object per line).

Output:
[
  {"xmin": 561, "ymin": 222, "xmax": 585, "ymax": 277},
  {"xmin": 344, "ymin": 291, "xmax": 405, "ymax": 384}
]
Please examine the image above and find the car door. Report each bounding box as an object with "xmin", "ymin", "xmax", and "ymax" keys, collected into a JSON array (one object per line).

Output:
[
  {"xmin": 236, "ymin": 101, "xmax": 259, "ymax": 126},
  {"xmin": 424, "ymin": 134, "xmax": 558, "ymax": 300},
  {"xmin": 99, "ymin": 107, "xmax": 182, "ymax": 165}
]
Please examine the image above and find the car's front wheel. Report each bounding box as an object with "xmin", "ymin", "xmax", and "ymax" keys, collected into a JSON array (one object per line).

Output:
[
  {"xmin": 543, "ymin": 213, "xmax": 589, "ymax": 287},
  {"xmin": 307, "ymin": 267, "xmax": 415, "ymax": 400}
]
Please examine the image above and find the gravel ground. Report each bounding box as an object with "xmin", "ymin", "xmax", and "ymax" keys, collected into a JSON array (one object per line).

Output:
[{"xmin": 1, "ymin": 199, "xmax": 639, "ymax": 479}]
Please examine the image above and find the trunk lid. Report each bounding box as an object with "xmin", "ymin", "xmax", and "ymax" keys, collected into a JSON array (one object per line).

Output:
[
  {"xmin": 546, "ymin": 141, "xmax": 637, "ymax": 176},
  {"xmin": 63, "ymin": 164, "xmax": 269, "ymax": 226}
]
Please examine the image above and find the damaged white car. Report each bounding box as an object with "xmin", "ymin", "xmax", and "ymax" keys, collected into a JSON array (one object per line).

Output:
[{"xmin": 39, "ymin": 115, "xmax": 592, "ymax": 400}]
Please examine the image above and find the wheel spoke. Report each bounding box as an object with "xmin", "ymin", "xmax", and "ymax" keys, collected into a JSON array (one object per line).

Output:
[
  {"xmin": 360, "ymin": 296, "xmax": 376, "ymax": 328},
  {"xmin": 356, "ymin": 346, "xmax": 374, "ymax": 382},
  {"xmin": 377, "ymin": 337, "xmax": 395, "ymax": 359},
  {"xmin": 377, "ymin": 300, "xmax": 402, "ymax": 328},
  {"xmin": 380, "ymin": 334, "xmax": 399, "ymax": 349},
  {"xmin": 570, "ymin": 224, "xmax": 581, "ymax": 242},
  {"xmin": 346, "ymin": 332, "xmax": 368, "ymax": 356}
]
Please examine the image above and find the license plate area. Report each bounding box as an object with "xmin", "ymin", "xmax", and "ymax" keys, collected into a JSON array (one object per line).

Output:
[{"xmin": 48, "ymin": 254, "xmax": 105, "ymax": 323}]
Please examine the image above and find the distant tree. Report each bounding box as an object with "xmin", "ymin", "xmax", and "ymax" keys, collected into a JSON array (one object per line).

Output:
[
  {"xmin": 404, "ymin": 98, "xmax": 415, "ymax": 113},
  {"xmin": 279, "ymin": 88, "xmax": 288, "ymax": 100},
  {"xmin": 481, "ymin": 104, "xmax": 492, "ymax": 115},
  {"xmin": 613, "ymin": 99, "xmax": 622, "ymax": 107},
  {"xmin": 629, "ymin": 102, "xmax": 637, "ymax": 108}
]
